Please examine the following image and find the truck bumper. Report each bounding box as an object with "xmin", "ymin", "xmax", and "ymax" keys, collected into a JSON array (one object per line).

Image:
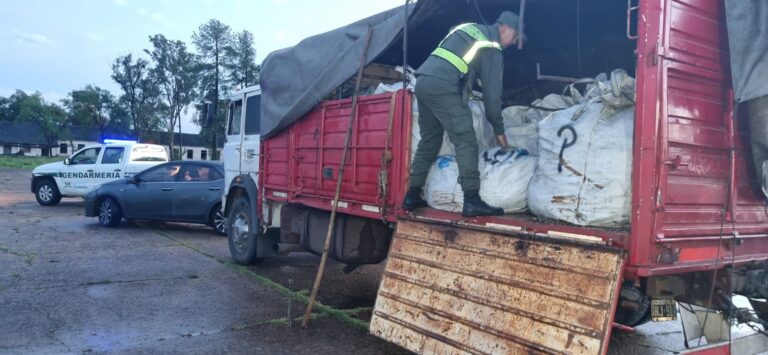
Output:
[{"xmin": 370, "ymin": 218, "xmax": 626, "ymax": 355}]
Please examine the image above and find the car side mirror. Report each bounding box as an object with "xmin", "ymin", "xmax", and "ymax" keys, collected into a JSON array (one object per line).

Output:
[
  {"xmin": 64, "ymin": 158, "xmax": 70, "ymax": 165},
  {"xmin": 130, "ymin": 176, "xmax": 141, "ymax": 184}
]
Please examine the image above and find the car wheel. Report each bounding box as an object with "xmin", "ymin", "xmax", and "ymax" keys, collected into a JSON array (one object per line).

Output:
[
  {"xmin": 227, "ymin": 196, "xmax": 263, "ymax": 265},
  {"xmin": 97, "ymin": 197, "xmax": 123, "ymax": 227},
  {"xmin": 35, "ymin": 180, "xmax": 61, "ymax": 206},
  {"xmin": 209, "ymin": 204, "xmax": 227, "ymax": 236}
]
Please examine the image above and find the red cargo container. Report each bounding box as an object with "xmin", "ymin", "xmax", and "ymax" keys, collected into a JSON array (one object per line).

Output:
[{"xmin": 262, "ymin": 0, "xmax": 768, "ymax": 279}]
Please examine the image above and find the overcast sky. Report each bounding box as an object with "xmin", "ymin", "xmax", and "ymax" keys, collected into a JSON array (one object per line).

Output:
[{"xmin": 0, "ymin": 0, "xmax": 404, "ymax": 132}]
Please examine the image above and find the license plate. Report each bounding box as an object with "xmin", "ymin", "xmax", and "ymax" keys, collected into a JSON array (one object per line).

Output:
[{"xmin": 651, "ymin": 299, "xmax": 677, "ymax": 322}]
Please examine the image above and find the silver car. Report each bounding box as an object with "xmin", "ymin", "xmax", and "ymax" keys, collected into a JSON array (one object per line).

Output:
[{"xmin": 84, "ymin": 161, "xmax": 226, "ymax": 235}]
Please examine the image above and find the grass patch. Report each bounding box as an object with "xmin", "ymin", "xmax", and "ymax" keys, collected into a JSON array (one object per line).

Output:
[{"xmin": 0, "ymin": 156, "xmax": 63, "ymax": 169}]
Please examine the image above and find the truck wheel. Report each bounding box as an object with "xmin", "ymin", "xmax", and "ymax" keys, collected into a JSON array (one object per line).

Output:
[
  {"xmin": 97, "ymin": 197, "xmax": 123, "ymax": 227},
  {"xmin": 35, "ymin": 180, "xmax": 61, "ymax": 206},
  {"xmin": 227, "ymin": 196, "xmax": 263, "ymax": 265},
  {"xmin": 209, "ymin": 204, "xmax": 227, "ymax": 236}
]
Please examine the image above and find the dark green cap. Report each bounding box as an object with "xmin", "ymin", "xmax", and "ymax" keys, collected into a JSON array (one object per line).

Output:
[{"xmin": 496, "ymin": 10, "xmax": 527, "ymax": 41}]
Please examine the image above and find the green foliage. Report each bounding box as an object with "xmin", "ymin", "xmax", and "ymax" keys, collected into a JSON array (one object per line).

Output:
[
  {"xmin": 4, "ymin": 91, "xmax": 68, "ymax": 153},
  {"xmin": 64, "ymin": 85, "xmax": 115, "ymax": 140},
  {"xmin": 225, "ymin": 30, "xmax": 260, "ymax": 90},
  {"xmin": 193, "ymin": 19, "xmax": 234, "ymax": 158},
  {"xmin": 111, "ymin": 54, "xmax": 164, "ymax": 140},
  {"xmin": 146, "ymin": 34, "xmax": 199, "ymax": 153},
  {"xmin": 0, "ymin": 155, "xmax": 63, "ymax": 169}
]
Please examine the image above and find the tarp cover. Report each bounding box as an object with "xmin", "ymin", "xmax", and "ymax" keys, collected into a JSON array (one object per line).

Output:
[
  {"xmin": 725, "ymin": 0, "xmax": 768, "ymax": 103},
  {"xmin": 259, "ymin": 5, "xmax": 413, "ymax": 138}
]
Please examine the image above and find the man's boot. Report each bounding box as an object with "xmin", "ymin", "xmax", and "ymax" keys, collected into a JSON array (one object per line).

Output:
[
  {"xmin": 402, "ymin": 186, "xmax": 428, "ymax": 211},
  {"xmin": 462, "ymin": 189, "xmax": 504, "ymax": 217}
]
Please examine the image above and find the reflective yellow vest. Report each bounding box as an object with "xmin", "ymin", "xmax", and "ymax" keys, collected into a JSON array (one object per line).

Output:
[{"xmin": 431, "ymin": 23, "xmax": 502, "ymax": 75}]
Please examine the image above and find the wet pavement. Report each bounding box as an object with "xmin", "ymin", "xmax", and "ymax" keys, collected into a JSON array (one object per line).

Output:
[{"xmin": 0, "ymin": 167, "xmax": 744, "ymax": 354}]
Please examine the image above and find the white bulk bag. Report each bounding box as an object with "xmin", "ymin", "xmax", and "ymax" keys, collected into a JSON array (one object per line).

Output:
[
  {"xmin": 502, "ymin": 106, "xmax": 539, "ymax": 154},
  {"xmin": 528, "ymin": 103, "xmax": 634, "ymax": 226},
  {"xmin": 424, "ymin": 155, "xmax": 463, "ymax": 213},
  {"xmin": 479, "ymin": 147, "xmax": 536, "ymax": 213}
]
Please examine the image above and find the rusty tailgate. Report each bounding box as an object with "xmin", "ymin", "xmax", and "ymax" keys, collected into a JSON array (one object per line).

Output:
[{"xmin": 370, "ymin": 218, "xmax": 625, "ymax": 355}]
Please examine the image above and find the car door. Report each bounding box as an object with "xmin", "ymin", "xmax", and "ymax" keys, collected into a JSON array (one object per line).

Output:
[
  {"xmin": 172, "ymin": 163, "xmax": 224, "ymax": 222},
  {"xmin": 62, "ymin": 146, "xmax": 103, "ymax": 195},
  {"xmin": 121, "ymin": 163, "xmax": 181, "ymax": 219},
  {"xmin": 92, "ymin": 146, "xmax": 125, "ymax": 190}
]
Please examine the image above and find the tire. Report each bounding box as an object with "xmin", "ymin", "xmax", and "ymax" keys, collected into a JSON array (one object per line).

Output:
[
  {"xmin": 97, "ymin": 197, "xmax": 123, "ymax": 227},
  {"xmin": 209, "ymin": 204, "xmax": 227, "ymax": 236},
  {"xmin": 227, "ymin": 196, "xmax": 262, "ymax": 265},
  {"xmin": 35, "ymin": 180, "xmax": 61, "ymax": 206}
]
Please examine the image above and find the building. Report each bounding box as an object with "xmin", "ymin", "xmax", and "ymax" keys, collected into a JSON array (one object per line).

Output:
[{"xmin": 0, "ymin": 121, "xmax": 223, "ymax": 160}]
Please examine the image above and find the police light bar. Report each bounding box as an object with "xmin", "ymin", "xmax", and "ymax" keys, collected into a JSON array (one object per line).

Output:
[{"xmin": 103, "ymin": 139, "xmax": 137, "ymax": 144}]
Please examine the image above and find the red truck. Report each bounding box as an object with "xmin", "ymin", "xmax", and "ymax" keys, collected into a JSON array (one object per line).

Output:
[{"xmin": 222, "ymin": 1, "xmax": 768, "ymax": 353}]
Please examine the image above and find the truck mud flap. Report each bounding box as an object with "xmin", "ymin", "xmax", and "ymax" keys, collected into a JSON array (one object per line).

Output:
[{"xmin": 370, "ymin": 218, "xmax": 625, "ymax": 355}]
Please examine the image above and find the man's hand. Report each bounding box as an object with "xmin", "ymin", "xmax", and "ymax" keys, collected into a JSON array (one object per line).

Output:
[{"xmin": 496, "ymin": 134, "xmax": 509, "ymax": 150}]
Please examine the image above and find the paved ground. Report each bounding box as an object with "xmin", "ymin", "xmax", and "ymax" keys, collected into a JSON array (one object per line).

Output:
[{"xmin": 0, "ymin": 167, "xmax": 743, "ymax": 354}]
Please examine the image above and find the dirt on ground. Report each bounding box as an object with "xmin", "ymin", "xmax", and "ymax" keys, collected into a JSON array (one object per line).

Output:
[{"xmin": 0, "ymin": 167, "xmax": 705, "ymax": 354}]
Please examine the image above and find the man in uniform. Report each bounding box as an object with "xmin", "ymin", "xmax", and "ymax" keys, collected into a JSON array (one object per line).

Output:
[{"xmin": 402, "ymin": 11, "xmax": 525, "ymax": 217}]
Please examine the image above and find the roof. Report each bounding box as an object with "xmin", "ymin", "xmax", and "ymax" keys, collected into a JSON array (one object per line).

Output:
[
  {"xmin": 67, "ymin": 126, "xmax": 133, "ymax": 142},
  {"xmin": 0, "ymin": 121, "xmax": 50, "ymax": 145},
  {"xmin": 0, "ymin": 121, "xmax": 223, "ymax": 148}
]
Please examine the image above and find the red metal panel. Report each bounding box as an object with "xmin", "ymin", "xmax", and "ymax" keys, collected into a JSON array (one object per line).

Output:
[
  {"xmin": 263, "ymin": 90, "xmax": 412, "ymax": 222},
  {"xmin": 262, "ymin": 128, "xmax": 290, "ymax": 197},
  {"xmin": 631, "ymin": 0, "xmax": 768, "ymax": 276}
]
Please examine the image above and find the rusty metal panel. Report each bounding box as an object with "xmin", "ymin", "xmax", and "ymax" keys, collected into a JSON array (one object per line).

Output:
[{"xmin": 370, "ymin": 219, "xmax": 625, "ymax": 355}]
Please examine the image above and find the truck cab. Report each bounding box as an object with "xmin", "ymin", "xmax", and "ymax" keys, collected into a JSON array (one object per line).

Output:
[
  {"xmin": 31, "ymin": 140, "xmax": 168, "ymax": 205},
  {"xmin": 223, "ymin": 85, "xmax": 261, "ymax": 197}
]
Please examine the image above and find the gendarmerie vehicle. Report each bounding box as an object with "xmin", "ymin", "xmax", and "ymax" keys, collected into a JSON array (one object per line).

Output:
[{"xmin": 31, "ymin": 140, "xmax": 168, "ymax": 206}]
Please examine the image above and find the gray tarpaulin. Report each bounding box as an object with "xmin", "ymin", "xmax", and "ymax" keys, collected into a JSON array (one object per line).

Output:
[
  {"xmin": 259, "ymin": 5, "xmax": 413, "ymax": 138},
  {"xmin": 725, "ymin": 0, "xmax": 768, "ymax": 103}
]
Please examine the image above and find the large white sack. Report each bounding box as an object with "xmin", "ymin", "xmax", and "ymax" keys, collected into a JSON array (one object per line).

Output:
[
  {"xmin": 502, "ymin": 106, "xmax": 538, "ymax": 154},
  {"xmin": 424, "ymin": 155, "xmax": 463, "ymax": 213},
  {"xmin": 528, "ymin": 103, "xmax": 634, "ymax": 226},
  {"xmin": 479, "ymin": 147, "xmax": 536, "ymax": 213},
  {"xmin": 527, "ymin": 93, "xmax": 578, "ymax": 122}
]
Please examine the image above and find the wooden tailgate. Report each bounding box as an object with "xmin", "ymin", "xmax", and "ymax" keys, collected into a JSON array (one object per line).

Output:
[{"xmin": 370, "ymin": 219, "xmax": 625, "ymax": 355}]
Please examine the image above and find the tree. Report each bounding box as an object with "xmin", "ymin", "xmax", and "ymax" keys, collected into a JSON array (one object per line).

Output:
[
  {"xmin": 0, "ymin": 96, "xmax": 11, "ymax": 121},
  {"xmin": 64, "ymin": 85, "xmax": 115, "ymax": 141},
  {"xmin": 193, "ymin": 19, "xmax": 232, "ymax": 160},
  {"xmin": 145, "ymin": 34, "xmax": 198, "ymax": 159},
  {"xmin": 11, "ymin": 91, "xmax": 67, "ymax": 156},
  {"xmin": 111, "ymin": 54, "xmax": 163, "ymax": 140},
  {"xmin": 225, "ymin": 30, "xmax": 260, "ymax": 90},
  {"xmin": 107, "ymin": 97, "xmax": 132, "ymax": 131}
]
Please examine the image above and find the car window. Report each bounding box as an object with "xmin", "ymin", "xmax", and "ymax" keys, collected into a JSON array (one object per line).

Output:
[
  {"xmin": 139, "ymin": 164, "xmax": 182, "ymax": 183},
  {"xmin": 244, "ymin": 95, "xmax": 260, "ymax": 135},
  {"xmin": 181, "ymin": 164, "xmax": 223, "ymax": 182},
  {"xmin": 227, "ymin": 100, "xmax": 242, "ymax": 136},
  {"xmin": 131, "ymin": 145, "xmax": 169, "ymax": 162},
  {"xmin": 71, "ymin": 147, "xmax": 102, "ymax": 165},
  {"xmin": 101, "ymin": 147, "xmax": 124, "ymax": 164}
]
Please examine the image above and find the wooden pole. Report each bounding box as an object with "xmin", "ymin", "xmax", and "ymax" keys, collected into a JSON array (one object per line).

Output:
[{"xmin": 301, "ymin": 25, "xmax": 374, "ymax": 328}]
